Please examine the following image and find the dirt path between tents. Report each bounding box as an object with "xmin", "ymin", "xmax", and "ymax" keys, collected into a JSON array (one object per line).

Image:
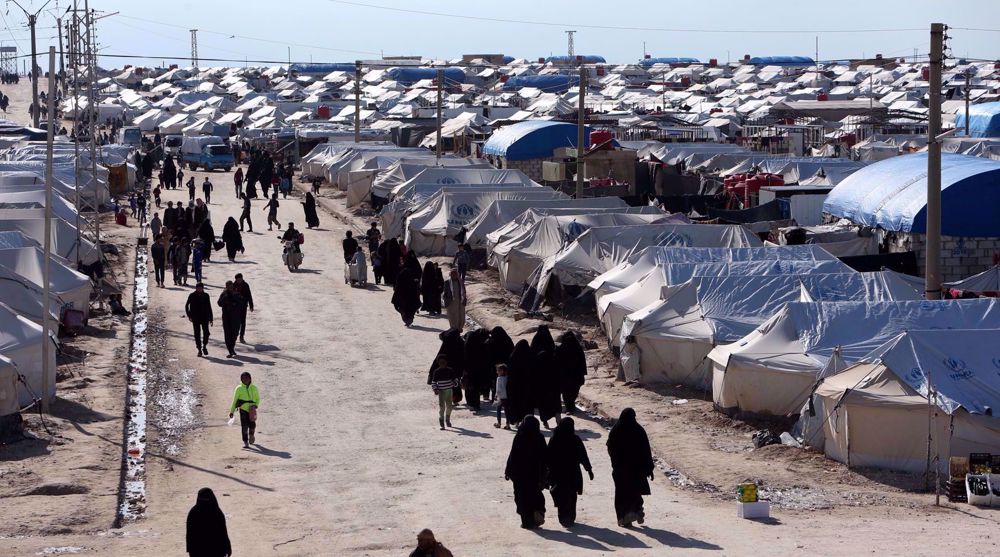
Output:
[{"xmin": 2, "ymin": 83, "xmax": 998, "ymax": 553}]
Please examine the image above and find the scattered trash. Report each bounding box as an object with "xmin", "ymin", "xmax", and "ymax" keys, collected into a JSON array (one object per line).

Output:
[
  {"xmin": 779, "ymin": 432, "xmax": 803, "ymax": 448},
  {"xmin": 752, "ymin": 430, "xmax": 780, "ymax": 448},
  {"xmin": 672, "ymin": 398, "xmax": 689, "ymax": 405}
]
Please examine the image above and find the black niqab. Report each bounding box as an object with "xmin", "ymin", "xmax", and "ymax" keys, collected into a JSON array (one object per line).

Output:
[
  {"xmin": 547, "ymin": 417, "xmax": 592, "ymax": 496},
  {"xmin": 429, "ymin": 329, "xmax": 465, "ymax": 382},
  {"xmin": 506, "ymin": 340, "xmax": 533, "ymax": 423},
  {"xmin": 463, "ymin": 328, "xmax": 493, "ymax": 393},
  {"xmin": 531, "ymin": 349, "xmax": 561, "ymax": 422},
  {"xmin": 186, "ymin": 488, "xmax": 231, "ymax": 557},
  {"xmin": 607, "ymin": 407, "xmax": 654, "ymax": 514},
  {"xmin": 554, "ymin": 330, "xmax": 587, "ymax": 405},
  {"xmin": 530, "ymin": 325, "xmax": 556, "ymax": 356},
  {"xmin": 505, "ymin": 415, "xmax": 547, "ymax": 520}
]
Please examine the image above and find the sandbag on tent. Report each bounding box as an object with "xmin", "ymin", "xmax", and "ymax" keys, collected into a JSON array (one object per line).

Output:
[
  {"xmin": 620, "ymin": 272, "xmax": 923, "ymax": 388},
  {"xmin": 493, "ymin": 213, "xmax": 670, "ymax": 292},
  {"xmin": 814, "ymin": 329, "xmax": 1000, "ymax": 474},
  {"xmin": 709, "ymin": 299, "xmax": 1000, "ymax": 417},
  {"xmin": 466, "ymin": 198, "xmax": 630, "ymax": 247},
  {"xmin": 0, "ymin": 217, "xmax": 99, "ymax": 265},
  {"xmin": 0, "ymin": 247, "xmax": 92, "ymax": 319},
  {"xmin": 531, "ymin": 223, "xmax": 762, "ymax": 308},
  {"xmin": 404, "ymin": 189, "xmax": 567, "ymax": 256},
  {"xmin": 588, "ymin": 245, "xmax": 843, "ymax": 301},
  {"xmin": 0, "ymin": 303, "xmax": 57, "ymax": 407}
]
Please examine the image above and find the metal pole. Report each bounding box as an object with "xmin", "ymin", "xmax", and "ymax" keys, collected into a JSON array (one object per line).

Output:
[
  {"xmin": 71, "ymin": 3, "xmax": 82, "ymax": 251},
  {"xmin": 85, "ymin": 0, "xmax": 100, "ymax": 267},
  {"xmin": 57, "ymin": 17, "xmax": 65, "ymax": 96},
  {"xmin": 41, "ymin": 46, "xmax": 56, "ymax": 413},
  {"xmin": 576, "ymin": 66, "xmax": 586, "ymax": 199},
  {"xmin": 353, "ymin": 60, "xmax": 361, "ymax": 143},
  {"xmin": 926, "ymin": 22, "xmax": 944, "ymax": 300},
  {"xmin": 964, "ymin": 70, "xmax": 971, "ymax": 136},
  {"xmin": 29, "ymin": 14, "xmax": 39, "ymax": 127},
  {"xmin": 436, "ymin": 69, "xmax": 443, "ymax": 162}
]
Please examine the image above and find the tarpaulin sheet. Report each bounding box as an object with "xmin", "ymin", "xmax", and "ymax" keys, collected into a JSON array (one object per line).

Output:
[
  {"xmin": 944, "ymin": 265, "xmax": 1000, "ymax": 293},
  {"xmin": 386, "ymin": 67, "xmax": 466, "ymax": 85},
  {"xmin": 954, "ymin": 102, "xmax": 1000, "ymax": 138},
  {"xmin": 708, "ymin": 199, "xmax": 785, "ymax": 223},
  {"xmin": 823, "ymin": 153, "xmax": 1000, "ymax": 236},
  {"xmin": 483, "ymin": 121, "xmax": 591, "ymax": 161}
]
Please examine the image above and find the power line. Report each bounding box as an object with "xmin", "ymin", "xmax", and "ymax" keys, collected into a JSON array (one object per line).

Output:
[
  {"xmin": 329, "ymin": 0, "xmax": 928, "ymax": 34},
  {"xmin": 116, "ymin": 13, "xmax": 379, "ymax": 56}
]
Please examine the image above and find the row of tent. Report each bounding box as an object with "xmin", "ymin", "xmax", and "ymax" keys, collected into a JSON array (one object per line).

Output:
[{"xmin": 0, "ymin": 133, "xmax": 108, "ymax": 412}]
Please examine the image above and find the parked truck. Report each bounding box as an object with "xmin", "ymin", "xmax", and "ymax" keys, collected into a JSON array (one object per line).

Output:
[{"xmin": 181, "ymin": 135, "xmax": 234, "ymax": 172}]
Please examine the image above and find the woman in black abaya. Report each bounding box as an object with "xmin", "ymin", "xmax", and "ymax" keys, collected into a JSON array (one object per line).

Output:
[
  {"xmin": 420, "ymin": 262, "xmax": 443, "ymax": 315},
  {"xmin": 378, "ymin": 238, "xmax": 401, "ymax": 286},
  {"xmin": 429, "ymin": 329, "xmax": 465, "ymax": 386},
  {"xmin": 546, "ymin": 417, "xmax": 593, "ymax": 528},
  {"xmin": 606, "ymin": 408, "xmax": 654, "ymax": 528},
  {"xmin": 504, "ymin": 415, "xmax": 547, "ymax": 529},
  {"xmin": 485, "ymin": 326, "xmax": 515, "ymax": 401},
  {"xmin": 506, "ymin": 339, "xmax": 533, "ymax": 425},
  {"xmin": 186, "ymin": 487, "xmax": 232, "ymax": 557},
  {"xmin": 462, "ymin": 328, "xmax": 491, "ymax": 411},
  {"xmin": 531, "ymin": 349, "xmax": 562, "ymax": 428},
  {"xmin": 554, "ymin": 331, "xmax": 587, "ymax": 414},
  {"xmin": 391, "ymin": 263, "xmax": 421, "ymax": 326},
  {"xmin": 221, "ymin": 217, "xmax": 243, "ymax": 262},
  {"xmin": 302, "ymin": 192, "xmax": 320, "ymax": 229}
]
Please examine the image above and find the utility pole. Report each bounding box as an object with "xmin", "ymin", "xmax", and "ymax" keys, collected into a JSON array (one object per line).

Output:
[
  {"xmin": 576, "ymin": 66, "xmax": 586, "ymax": 199},
  {"xmin": 85, "ymin": 0, "xmax": 101, "ymax": 274},
  {"xmin": 436, "ymin": 69, "xmax": 443, "ymax": 162},
  {"xmin": 41, "ymin": 46, "xmax": 56, "ymax": 413},
  {"xmin": 190, "ymin": 29, "xmax": 198, "ymax": 69},
  {"xmin": 353, "ymin": 60, "xmax": 361, "ymax": 143},
  {"xmin": 10, "ymin": 0, "xmax": 54, "ymax": 128},
  {"xmin": 70, "ymin": 1, "xmax": 82, "ymax": 250},
  {"xmin": 925, "ymin": 23, "xmax": 946, "ymax": 301},
  {"xmin": 964, "ymin": 69, "xmax": 971, "ymax": 136},
  {"xmin": 57, "ymin": 17, "xmax": 65, "ymax": 95}
]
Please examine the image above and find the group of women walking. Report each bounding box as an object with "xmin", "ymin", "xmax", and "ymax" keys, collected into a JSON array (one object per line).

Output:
[
  {"xmin": 387, "ymin": 243, "xmax": 448, "ymax": 326},
  {"xmin": 506, "ymin": 408, "xmax": 655, "ymax": 530},
  {"xmin": 429, "ymin": 324, "xmax": 587, "ymax": 417}
]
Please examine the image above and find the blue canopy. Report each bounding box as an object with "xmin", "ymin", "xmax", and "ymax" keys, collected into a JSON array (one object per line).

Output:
[
  {"xmin": 639, "ymin": 57, "xmax": 701, "ymax": 66},
  {"xmin": 502, "ymin": 74, "xmax": 580, "ymax": 93},
  {"xmin": 386, "ymin": 67, "xmax": 466, "ymax": 85},
  {"xmin": 289, "ymin": 63, "xmax": 356, "ymax": 74},
  {"xmin": 955, "ymin": 102, "xmax": 1000, "ymax": 138},
  {"xmin": 748, "ymin": 56, "xmax": 815, "ymax": 66},
  {"xmin": 823, "ymin": 153, "xmax": 1000, "ymax": 236},
  {"xmin": 545, "ymin": 55, "xmax": 607, "ymax": 64},
  {"xmin": 483, "ymin": 121, "xmax": 591, "ymax": 161}
]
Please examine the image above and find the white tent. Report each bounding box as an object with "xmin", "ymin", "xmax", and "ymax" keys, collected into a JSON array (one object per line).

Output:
[
  {"xmin": 465, "ymin": 198, "xmax": 629, "ymax": 247},
  {"xmin": 389, "ymin": 167, "xmax": 537, "ymax": 200},
  {"xmin": 619, "ymin": 272, "xmax": 923, "ymax": 387},
  {"xmin": 157, "ymin": 113, "xmax": 193, "ymax": 134},
  {"xmin": 369, "ymin": 159, "xmax": 492, "ymax": 199},
  {"xmin": 533, "ymin": 223, "xmax": 763, "ymax": 306},
  {"xmin": 0, "ymin": 303, "xmax": 57, "ymax": 407},
  {"xmin": 0, "ymin": 262, "xmax": 65, "ymax": 323},
  {"xmin": 0, "ymin": 231, "xmax": 38, "ymax": 250},
  {"xmin": 404, "ymin": 188, "xmax": 566, "ymax": 255},
  {"xmin": 0, "ymin": 165, "xmax": 109, "ymax": 209},
  {"xmin": 0, "ymin": 247, "xmax": 92, "ymax": 319},
  {"xmin": 493, "ymin": 213, "xmax": 670, "ymax": 292},
  {"xmin": 133, "ymin": 108, "xmax": 172, "ymax": 132},
  {"xmin": 709, "ymin": 299, "xmax": 1000, "ymax": 417},
  {"xmin": 0, "ymin": 217, "xmax": 99, "ymax": 265},
  {"xmin": 588, "ymin": 245, "xmax": 843, "ymax": 301},
  {"xmin": 0, "ymin": 189, "xmax": 81, "ymax": 224},
  {"xmin": 944, "ymin": 265, "xmax": 1000, "ymax": 294},
  {"xmin": 815, "ymin": 329, "xmax": 1000, "ymax": 474}
]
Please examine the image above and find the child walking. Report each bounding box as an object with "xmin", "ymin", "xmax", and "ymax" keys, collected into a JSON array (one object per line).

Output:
[
  {"xmin": 229, "ymin": 372, "xmax": 260, "ymax": 448},
  {"xmin": 494, "ymin": 364, "xmax": 511, "ymax": 430},
  {"xmin": 429, "ymin": 355, "xmax": 458, "ymax": 430}
]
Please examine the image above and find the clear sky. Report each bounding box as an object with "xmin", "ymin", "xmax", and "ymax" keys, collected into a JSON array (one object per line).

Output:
[{"xmin": 2, "ymin": 0, "xmax": 998, "ymax": 69}]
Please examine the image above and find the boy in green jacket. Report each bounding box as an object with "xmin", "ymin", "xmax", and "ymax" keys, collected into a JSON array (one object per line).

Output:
[{"xmin": 229, "ymin": 372, "xmax": 260, "ymax": 448}]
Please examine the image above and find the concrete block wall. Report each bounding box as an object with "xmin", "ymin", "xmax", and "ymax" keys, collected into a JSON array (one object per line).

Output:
[
  {"xmin": 501, "ymin": 158, "xmax": 547, "ymax": 182},
  {"xmin": 888, "ymin": 233, "xmax": 1000, "ymax": 282}
]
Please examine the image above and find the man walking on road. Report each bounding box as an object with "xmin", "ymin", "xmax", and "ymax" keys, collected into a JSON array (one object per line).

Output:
[
  {"xmin": 366, "ymin": 222, "xmax": 382, "ymax": 254},
  {"xmin": 443, "ymin": 269, "xmax": 466, "ymax": 332},
  {"xmin": 342, "ymin": 231, "xmax": 359, "ymax": 264},
  {"xmin": 239, "ymin": 193, "xmax": 253, "ymax": 232},
  {"xmin": 229, "ymin": 371, "xmax": 260, "ymax": 448},
  {"xmin": 234, "ymin": 273, "xmax": 254, "ymax": 344},
  {"xmin": 234, "ymin": 166, "xmax": 244, "ymax": 198},
  {"xmin": 217, "ymin": 281, "xmax": 245, "ymax": 358},
  {"xmin": 150, "ymin": 234, "xmax": 166, "ymax": 287},
  {"xmin": 263, "ymin": 193, "xmax": 280, "ymax": 231},
  {"xmin": 202, "ymin": 177, "xmax": 214, "ymax": 204},
  {"xmin": 185, "ymin": 282, "xmax": 213, "ymax": 357}
]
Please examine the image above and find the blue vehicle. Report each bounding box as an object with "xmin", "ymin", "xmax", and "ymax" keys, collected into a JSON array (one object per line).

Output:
[{"xmin": 181, "ymin": 136, "xmax": 234, "ymax": 172}]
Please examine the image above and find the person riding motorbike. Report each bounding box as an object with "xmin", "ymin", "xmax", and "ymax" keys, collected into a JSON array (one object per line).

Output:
[{"xmin": 280, "ymin": 222, "xmax": 302, "ymax": 253}]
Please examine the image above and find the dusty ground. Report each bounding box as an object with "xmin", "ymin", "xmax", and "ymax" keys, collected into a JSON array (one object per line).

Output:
[{"xmin": 2, "ymin": 78, "xmax": 998, "ymax": 555}]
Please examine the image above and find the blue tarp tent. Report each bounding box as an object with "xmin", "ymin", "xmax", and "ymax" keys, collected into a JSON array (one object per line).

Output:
[
  {"xmin": 289, "ymin": 63, "xmax": 356, "ymax": 74},
  {"xmin": 955, "ymin": 102, "xmax": 1000, "ymax": 138},
  {"xmin": 483, "ymin": 121, "xmax": 591, "ymax": 161},
  {"xmin": 639, "ymin": 57, "xmax": 701, "ymax": 66},
  {"xmin": 747, "ymin": 56, "xmax": 815, "ymax": 66},
  {"xmin": 823, "ymin": 153, "xmax": 1000, "ymax": 236},
  {"xmin": 386, "ymin": 67, "xmax": 466, "ymax": 85},
  {"xmin": 502, "ymin": 74, "xmax": 581, "ymax": 93},
  {"xmin": 545, "ymin": 55, "xmax": 607, "ymax": 64}
]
